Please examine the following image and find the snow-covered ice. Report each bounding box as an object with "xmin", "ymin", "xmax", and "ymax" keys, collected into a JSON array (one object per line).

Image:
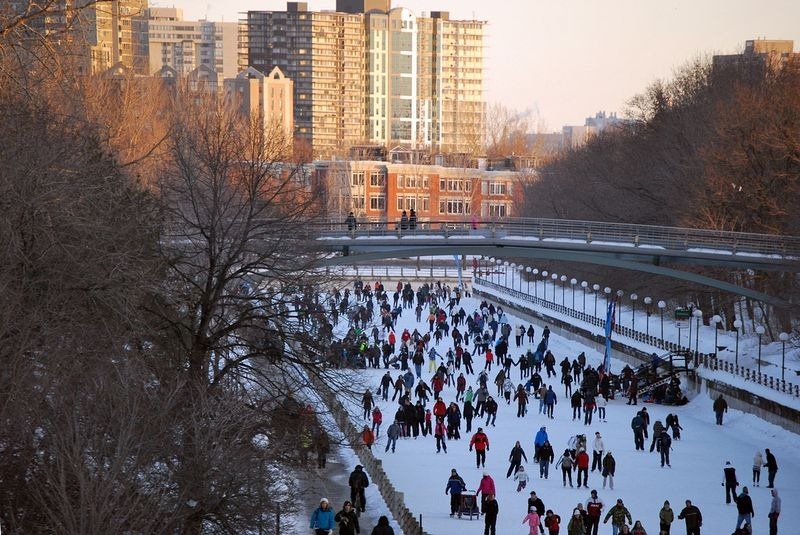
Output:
[{"xmin": 334, "ymin": 291, "xmax": 798, "ymax": 535}]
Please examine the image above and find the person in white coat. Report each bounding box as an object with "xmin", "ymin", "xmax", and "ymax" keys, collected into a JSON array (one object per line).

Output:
[
  {"xmin": 753, "ymin": 450, "xmax": 764, "ymax": 487},
  {"xmin": 592, "ymin": 432, "xmax": 605, "ymax": 473}
]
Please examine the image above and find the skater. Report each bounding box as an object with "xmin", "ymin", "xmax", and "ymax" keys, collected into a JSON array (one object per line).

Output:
[
  {"xmin": 576, "ymin": 448, "xmax": 590, "ymax": 488},
  {"xmin": 445, "ymin": 469, "xmax": 466, "ymax": 517},
  {"xmin": 567, "ymin": 509, "xmax": 586, "ymax": 535},
  {"xmin": 514, "ymin": 465, "xmax": 530, "ymax": 492},
  {"xmin": 753, "ymin": 450, "xmax": 763, "ymax": 486},
  {"xmin": 765, "ymin": 448, "xmax": 778, "ymax": 488},
  {"xmin": 585, "ymin": 489, "xmax": 604, "ymax": 535},
  {"xmin": 603, "ymin": 498, "xmax": 632, "ymax": 535},
  {"xmin": 677, "ymin": 499, "xmax": 702, "ymax": 535},
  {"xmin": 371, "ymin": 515, "xmax": 395, "ymax": 535},
  {"xmin": 476, "ymin": 472, "xmax": 496, "ymax": 515},
  {"xmin": 657, "ymin": 428, "xmax": 672, "ymax": 467},
  {"xmin": 523, "ymin": 506, "xmax": 542, "ymax": 535},
  {"xmin": 713, "ymin": 394, "xmax": 728, "ymax": 425},
  {"xmin": 768, "ymin": 488, "xmax": 780, "ymax": 535},
  {"xmin": 631, "ymin": 412, "xmax": 645, "ymax": 451},
  {"xmin": 558, "ymin": 448, "xmax": 575, "ymax": 487},
  {"xmin": 385, "ymin": 420, "xmax": 400, "ymax": 452},
  {"xmin": 539, "ymin": 440, "xmax": 555, "ymax": 480},
  {"xmin": 484, "ymin": 494, "xmax": 499, "ymax": 535},
  {"xmin": 507, "ymin": 440, "xmax": 529, "ymax": 477},
  {"xmin": 470, "ymin": 427, "xmax": 490, "ymax": 468},
  {"xmin": 602, "ymin": 451, "xmax": 615, "ymax": 490},
  {"xmin": 659, "ymin": 500, "xmax": 673, "ymax": 535},
  {"xmin": 723, "ymin": 461, "xmax": 738, "ymax": 504},
  {"xmin": 544, "ymin": 510, "xmax": 562, "ymax": 535},
  {"xmin": 434, "ymin": 417, "xmax": 448, "ymax": 453},
  {"xmin": 592, "ymin": 432, "xmax": 604, "ymax": 472},
  {"xmin": 735, "ymin": 486, "xmax": 754, "ymax": 532}
]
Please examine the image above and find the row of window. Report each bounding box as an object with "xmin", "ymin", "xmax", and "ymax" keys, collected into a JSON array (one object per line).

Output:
[{"xmin": 351, "ymin": 172, "xmax": 387, "ymax": 187}]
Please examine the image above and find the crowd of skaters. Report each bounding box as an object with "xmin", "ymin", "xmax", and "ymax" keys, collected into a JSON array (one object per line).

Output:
[{"xmin": 311, "ymin": 279, "xmax": 783, "ymax": 535}]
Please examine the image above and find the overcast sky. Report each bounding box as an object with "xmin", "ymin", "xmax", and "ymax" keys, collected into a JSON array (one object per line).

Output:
[{"xmin": 152, "ymin": 0, "xmax": 800, "ymax": 132}]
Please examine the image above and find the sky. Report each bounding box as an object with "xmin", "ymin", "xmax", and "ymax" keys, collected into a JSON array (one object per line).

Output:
[
  {"xmin": 152, "ymin": 0, "xmax": 800, "ymax": 131},
  {"xmin": 328, "ymin": 286, "xmax": 799, "ymax": 535}
]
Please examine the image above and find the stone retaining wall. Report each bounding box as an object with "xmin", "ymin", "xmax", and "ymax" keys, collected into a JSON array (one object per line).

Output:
[{"xmin": 313, "ymin": 377, "xmax": 432, "ymax": 535}]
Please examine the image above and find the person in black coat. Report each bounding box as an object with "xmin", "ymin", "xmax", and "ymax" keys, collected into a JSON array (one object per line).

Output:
[
  {"xmin": 506, "ymin": 440, "xmax": 528, "ymax": 477},
  {"xmin": 765, "ymin": 448, "xmax": 778, "ymax": 488},
  {"xmin": 677, "ymin": 499, "xmax": 702, "ymax": 535},
  {"xmin": 713, "ymin": 394, "xmax": 728, "ymax": 425},
  {"xmin": 527, "ymin": 491, "xmax": 546, "ymax": 534},
  {"xmin": 483, "ymin": 494, "xmax": 499, "ymax": 535},
  {"xmin": 735, "ymin": 486, "xmax": 755, "ymax": 531},
  {"xmin": 335, "ymin": 501, "xmax": 361, "ymax": 535},
  {"xmin": 723, "ymin": 461, "xmax": 738, "ymax": 504},
  {"xmin": 348, "ymin": 466, "xmax": 370, "ymax": 512},
  {"xmin": 370, "ymin": 515, "xmax": 395, "ymax": 535}
]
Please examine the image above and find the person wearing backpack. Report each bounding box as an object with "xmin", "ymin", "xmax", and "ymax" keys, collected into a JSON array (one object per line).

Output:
[{"xmin": 558, "ymin": 448, "xmax": 575, "ymax": 487}]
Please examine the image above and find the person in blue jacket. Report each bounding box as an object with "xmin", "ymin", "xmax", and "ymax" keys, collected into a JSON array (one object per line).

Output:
[
  {"xmin": 534, "ymin": 426, "xmax": 549, "ymax": 461},
  {"xmin": 446, "ymin": 468, "xmax": 467, "ymax": 517},
  {"xmin": 310, "ymin": 497, "xmax": 335, "ymax": 534}
]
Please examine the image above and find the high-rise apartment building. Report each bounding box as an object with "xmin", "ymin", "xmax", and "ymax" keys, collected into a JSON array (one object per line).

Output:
[
  {"xmin": 145, "ymin": 8, "xmax": 238, "ymax": 79},
  {"xmin": 245, "ymin": 1, "xmax": 485, "ymax": 157},
  {"xmin": 713, "ymin": 39, "xmax": 798, "ymax": 72},
  {"xmin": 8, "ymin": 0, "xmax": 149, "ymax": 74},
  {"xmin": 224, "ymin": 66, "xmax": 295, "ymax": 143}
]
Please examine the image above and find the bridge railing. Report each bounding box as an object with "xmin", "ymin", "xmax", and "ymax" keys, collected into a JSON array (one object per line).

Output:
[
  {"xmin": 312, "ymin": 217, "xmax": 800, "ymax": 259},
  {"xmin": 474, "ymin": 276, "xmax": 800, "ymax": 398}
]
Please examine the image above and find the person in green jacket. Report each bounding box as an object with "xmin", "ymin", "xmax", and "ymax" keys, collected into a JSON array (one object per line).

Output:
[
  {"xmin": 659, "ymin": 500, "xmax": 674, "ymax": 533},
  {"xmin": 567, "ymin": 508, "xmax": 587, "ymax": 535},
  {"xmin": 603, "ymin": 498, "xmax": 632, "ymax": 535}
]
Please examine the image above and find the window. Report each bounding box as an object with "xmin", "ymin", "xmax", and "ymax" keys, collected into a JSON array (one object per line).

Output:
[
  {"xmin": 439, "ymin": 178, "xmax": 446, "ymax": 191},
  {"xmin": 351, "ymin": 172, "xmax": 365, "ymax": 186},
  {"xmin": 352, "ymin": 196, "xmax": 365, "ymax": 209},
  {"xmin": 489, "ymin": 181, "xmax": 507, "ymax": 195},
  {"xmin": 370, "ymin": 172, "xmax": 385, "ymax": 187},
  {"xmin": 421, "ymin": 196, "xmax": 430, "ymax": 213},
  {"xmin": 396, "ymin": 197, "xmax": 404, "ymax": 211},
  {"xmin": 422, "ymin": 175, "xmax": 430, "ymax": 189},
  {"xmin": 396, "ymin": 175, "xmax": 403, "ymax": 189},
  {"xmin": 370, "ymin": 194, "xmax": 386, "ymax": 211},
  {"xmin": 488, "ymin": 204, "xmax": 508, "ymax": 217}
]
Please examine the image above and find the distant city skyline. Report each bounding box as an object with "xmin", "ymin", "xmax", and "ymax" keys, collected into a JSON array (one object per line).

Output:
[{"xmin": 151, "ymin": 0, "xmax": 800, "ymax": 132}]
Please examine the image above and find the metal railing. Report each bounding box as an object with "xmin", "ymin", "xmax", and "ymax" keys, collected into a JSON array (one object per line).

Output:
[
  {"xmin": 475, "ymin": 276, "xmax": 799, "ymax": 398},
  {"xmin": 312, "ymin": 217, "xmax": 800, "ymax": 260}
]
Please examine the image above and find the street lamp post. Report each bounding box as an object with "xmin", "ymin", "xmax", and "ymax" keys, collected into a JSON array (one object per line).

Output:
[
  {"xmin": 604, "ymin": 287, "xmax": 612, "ymax": 318},
  {"xmin": 581, "ymin": 281, "xmax": 588, "ymax": 312},
  {"xmin": 570, "ymin": 278, "xmax": 577, "ymax": 309},
  {"xmin": 525, "ymin": 267, "xmax": 532, "ymax": 294},
  {"xmin": 779, "ymin": 332, "xmax": 789, "ymax": 381},
  {"xmin": 630, "ymin": 293, "xmax": 638, "ymax": 330},
  {"xmin": 658, "ymin": 300, "xmax": 666, "ymax": 346},
  {"xmin": 504, "ymin": 261, "xmax": 509, "ymax": 287},
  {"xmin": 495, "ymin": 259, "xmax": 502, "ymax": 285},
  {"xmin": 733, "ymin": 319, "xmax": 742, "ymax": 366},
  {"xmin": 644, "ymin": 297, "xmax": 652, "ymax": 336},
  {"xmin": 532, "ymin": 269, "xmax": 539, "ymax": 298},
  {"xmin": 693, "ymin": 309, "xmax": 703, "ymax": 361},
  {"xmin": 711, "ymin": 315, "xmax": 722, "ymax": 358},
  {"xmin": 517, "ymin": 265, "xmax": 524, "ymax": 293},
  {"xmin": 551, "ymin": 273, "xmax": 558, "ymax": 302},
  {"xmin": 560, "ymin": 275, "xmax": 567, "ymax": 305},
  {"xmin": 593, "ymin": 284, "xmax": 600, "ymax": 317},
  {"xmin": 542, "ymin": 270, "xmax": 549, "ymax": 300},
  {"xmin": 755, "ymin": 325, "xmax": 765, "ymax": 377}
]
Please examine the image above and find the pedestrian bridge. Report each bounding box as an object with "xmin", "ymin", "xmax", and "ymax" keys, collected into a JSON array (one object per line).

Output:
[{"xmin": 312, "ymin": 217, "xmax": 800, "ymax": 308}]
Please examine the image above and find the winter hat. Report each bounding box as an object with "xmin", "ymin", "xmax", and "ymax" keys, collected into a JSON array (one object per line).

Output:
[
  {"xmin": 664, "ymin": 500, "xmax": 670, "ymax": 505},
  {"xmin": 573, "ymin": 509, "xmax": 581, "ymax": 517},
  {"xmin": 483, "ymin": 471, "xmax": 489, "ymax": 477},
  {"xmin": 530, "ymin": 491, "xmax": 536, "ymax": 496},
  {"xmin": 726, "ymin": 461, "xmax": 731, "ymax": 465},
  {"xmin": 529, "ymin": 506, "xmax": 536, "ymax": 512},
  {"xmin": 320, "ymin": 498, "xmax": 329, "ymax": 504}
]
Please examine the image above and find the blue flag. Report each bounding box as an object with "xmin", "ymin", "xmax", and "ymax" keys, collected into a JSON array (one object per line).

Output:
[{"xmin": 603, "ymin": 298, "xmax": 616, "ymax": 373}]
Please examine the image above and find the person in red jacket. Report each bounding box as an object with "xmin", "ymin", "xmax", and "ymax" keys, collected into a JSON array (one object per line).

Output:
[
  {"xmin": 576, "ymin": 448, "xmax": 590, "ymax": 488},
  {"xmin": 433, "ymin": 397, "xmax": 447, "ymax": 419},
  {"xmin": 388, "ymin": 330, "xmax": 396, "ymax": 348},
  {"xmin": 470, "ymin": 427, "xmax": 490, "ymax": 468},
  {"xmin": 475, "ymin": 471, "xmax": 496, "ymax": 515},
  {"xmin": 485, "ymin": 349, "xmax": 494, "ymax": 371},
  {"xmin": 456, "ymin": 373, "xmax": 467, "ymax": 401},
  {"xmin": 401, "ymin": 328, "xmax": 411, "ymax": 344},
  {"xmin": 362, "ymin": 425, "xmax": 375, "ymax": 451},
  {"xmin": 432, "ymin": 375, "xmax": 444, "ymax": 400},
  {"xmin": 371, "ymin": 406, "xmax": 383, "ymax": 437}
]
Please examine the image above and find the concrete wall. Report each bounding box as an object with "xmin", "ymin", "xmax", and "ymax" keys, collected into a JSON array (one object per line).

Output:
[
  {"xmin": 312, "ymin": 376, "xmax": 432, "ymax": 535},
  {"xmin": 474, "ymin": 286, "xmax": 800, "ymax": 435}
]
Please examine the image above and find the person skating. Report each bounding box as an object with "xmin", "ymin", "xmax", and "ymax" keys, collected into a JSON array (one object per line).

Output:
[
  {"xmin": 752, "ymin": 450, "xmax": 763, "ymax": 486},
  {"xmin": 544, "ymin": 385, "xmax": 558, "ymax": 418},
  {"xmin": 523, "ymin": 506, "xmax": 542, "ymax": 535},
  {"xmin": 658, "ymin": 500, "xmax": 673, "ymax": 534},
  {"xmin": 476, "ymin": 472, "xmax": 496, "ymax": 515},
  {"xmin": 631, "ymin": 412, "xmax": 645, "ymax": 451},
  {"xmin": 723, "ymin": 461, "xmax": 738, "ymax": 504},
  {"xmin": 361, "ymin": 425, "xmax": 375, "ymax": 451},
  {"xmin": 507, "ymin": 440, "xmax": 529, "ymax": 477},
  {"xmin": 630, "ymin": 520, "xmax": 646, "ymax": 535},
  {"xmin": 539, "ymin": 440, "xmax": 555, "ymax": 480},
  {"xmin": 768, "ymin": 488, "xmax": 780, "ymax": 535},
  {"xmin": 603, "ymin": 498, "xmax": 632, "ymax": 535},
  {"xmin": 483, "ymin": 494, "xmax": 499, "ymax": 535},
  {"xmin": 485, "ymin": 395, "xmax": 499, "ymax": 426},
  {"xmin": 445, "ymin": 468, "xmax": 466, "ymax": 517},
  {"xmin": 585, "ymin": 489, "xmax": 604, "ymax": 535},
  {"xmin": 544, "ymin": 509, "xmax": 561, "ymax": 535},
  {"xmin": 348, "ymin": 465, "xmax": 369, "ymax": 512},
  {"xmin": 335, "ymin": 501, "xmax": 360, "ymax": 535},
  {"xmin": 713, "ymin": 394, "xmax": 728, "ymax": 425},
  {"xmin": 765, "ymin": 448, "xmax": 778, "ymax": 488},
  {"xmin": 656, "ymin": 428, "xmax": 672, "ymax": 467},
  {"xmin": 557, "ymin": 448, "xmax": 575, "ymax": 487},
  {"xmin": 576, "ymin": 448, "xmax": 590, "ymax": 488},
  {"xmin": 677, "ymin": 500, "xmax": 702, "ymax": 535},
  {"xmin": 591, "ymin": 432, "xmax": 604, "ymax": 472},
  {"xmin": 434, "ymin": 416, "xmax": 448, "ymax": 453},
  {"xmin": 470, "ymin": 427, "xmax": 490, "ymax": 468},
  {"xmin": 528, "ymin": 491, "xmax": 546, "ymax": 535},
  {"xmin": 515, "ymin": 465, "xmax": 531, "ymax": 492},
  {"xmin": 309, "ymin": 497, "xmax": 335, "ymax": 535},
  {"xmin": 567, "ymin": 508, "xmax": 586, "ymax": 535},
  {"xmin": 735, "ymin": 486, "xmax": 754, "ymax": 532}
]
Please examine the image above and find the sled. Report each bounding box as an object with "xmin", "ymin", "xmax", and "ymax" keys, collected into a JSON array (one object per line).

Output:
[{"xmin": 458, "ymin": 491, "xmax": 480, "ymax": 520}]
